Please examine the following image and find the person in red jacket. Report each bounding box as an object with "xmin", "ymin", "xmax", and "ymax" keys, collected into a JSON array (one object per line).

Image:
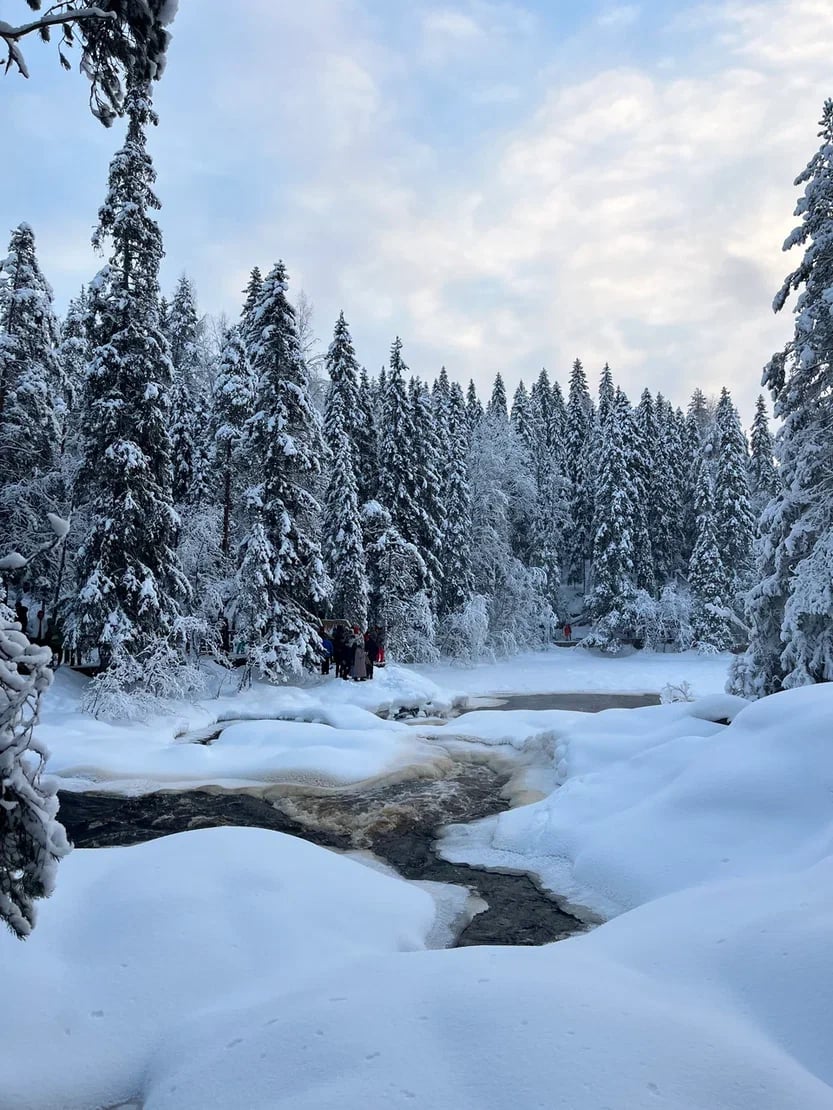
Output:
[{"xmin": 563, "ymin": 622, "xmax": 572, "ymax": 641}]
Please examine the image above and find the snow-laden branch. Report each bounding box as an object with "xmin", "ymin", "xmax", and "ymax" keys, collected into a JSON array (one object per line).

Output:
[{"xmin": 1, "ymin": 5, "xmax": 113, "ymax": 77}]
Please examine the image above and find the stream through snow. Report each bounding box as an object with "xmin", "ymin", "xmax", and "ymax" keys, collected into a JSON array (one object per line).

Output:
[{"xmin": 58, "ymin": 691, "xmax": 659, "ymax": 948}]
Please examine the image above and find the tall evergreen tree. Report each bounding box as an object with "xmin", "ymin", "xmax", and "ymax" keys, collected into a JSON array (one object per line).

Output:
[
  {"xmin": 0, "ymin": 224, "xmax": 64, "ymax": 546},
  {"xmin": 57, "ymin": 290, "xmax": 90, "ymax": 446},
  {"xmin": 597, "ymin": 362, "xmax": 615, "ymax": 426},
  {"xmin": 465, "ymin": 378, "xmax": 483, "ymax": 436},
  {"xmin": 377, "ymin": 341, "xmax": 425, "ymax": 577},
  {"xmin": 240, "ymin": 266, "xmax": 263, "ymax": 349},
  {"xmin": 589, "ymin": 389, "xmax": 638, "ymax": 630},
  {"xmin": 733, "ymin": 100, "xmax": 833, "ymax": 694},
  {"xmin": 355, "ymin": 366, "xmax": 380, "ymax": 505},
  {"xmin": 748, "ymin": 394, "xmax": 778, "ymax": 516},
  {"xmin": 322, "ymin": 424, "xmax": 367, "ymax": 627},
  {"xmin": 211, "ymin": 325, "xmax": 254, "ymax": 558},
  {"xmin": 689, "ymin": 458, "xmax": 732, "ymax": 650},
  {"xmin": 437, "ymin": 381, "xmax": 474, "ymax": 620},
  {"xmin": 565, "ymin": 358, "xmax": 594, "ymax": 586},
  {"xmin": 488, "ymin": 372, "xmax": 508, "ymax": 420},
  {"xmin": 410, "ymin": 377, "xmax": 445, "ymax": 605},
  {"xmin": 323, "ymin": 311, "xmax": 361, "ymax": 464},
  {"xmin": 166, "ymin": 274, "xmax": 204, "ymax": 504},
  {"xmin": 713, "ymin": 388, "xmax": 755, "ymax": 593},
  {"xmin": 321, "ymin": 313, "xmax": 368, "ymax": 626},
  {"xmin": 67, "ymin": 85, "xmax": 187, "ymax": 663},
  {"xmin": 236, "ymin": 261, "xmax": 329, "ymax": 680}
]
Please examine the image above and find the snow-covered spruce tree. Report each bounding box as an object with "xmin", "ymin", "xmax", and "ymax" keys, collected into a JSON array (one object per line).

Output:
[
  {"xmin": 377, "ymin": 339, "xmax": 432, "ymax": 599},
  {"xmin": 166, "ymin": 274, "xmax": 205, "ymax": 504},
  {"xmin": 410, "ymin": 378, "xmax": 444, "ymax": 606},
  {"xmin": 713, "ymin": 387, "xmax": 755, "ymax": 595},
  {"xmin": 656, "ymin": 395, "xmax": 690, "ymax": 577},
  {"xmin": 597, "ymin": 362, "xmax": 615, "ymax": 426},
  {"xmin": 0, "ymin": 587, "xmax": 69, "ymax": 938},
  {"xmin": 437, "ymin": 381, "xmax": 475, "ymax": 626},
  {"xmin": 487, "ymin": 372, "xmax": 508, "ymax": 420},
  {"xmin": 636, "ymin": 388, "xmax": 676, "ymax": 588},
  {"xmin": 66, "ymin": 85, "xmax": 189, "ymax": 676},
  {"xmin": 431, "ymin": 365, "xmax": 452, "ymax": 447},
  {"xmin": 565, "ymin": 358, "xmax": 595, "ymax": 587},
  {"xmin": 323, "ymin": 311, "xmax": 362, "ymax": 474},
  {"xmin": 587, "ymin": 389, "xmax": 639, "ymax": 648},
  {"xmin": 522, "ymin": 378, "xmax": 567, "ymax": 614},
  {"xmin": 465, "ymin": 378, "xmax": 483, "ymax": 437},
  {"xmin": 240, "ymin": 266, "xmax": 263, "ymax": 349},
  {"xmin": 688, "ymin": 458, "xmax": 733, "ymax": 651},
  {"xmin": 235, "ymin": 261, "xmax": 329, "ymax": 682},
  {"xmin": 361, "ymin": 501, "xmax": 437, "ymax": 663},
  {"xmin": 732, "ymin": 100, "xmax": 833, "ymax": 695},
  {"xmin": 321, "ymin": 314, "xmax": 368, "ymax": 627},
  {"xmin": 57, "ymin": 289, "xmax": 90, "ymax": 445},
  {"xmin": 687, "ymin": 387, "xmax": 715, "ymax": 455},
  {"xmin": 0, "ymin": 224, "xmax": 66, "ymax": 564},
  {"xmin": 322, "ymin": 424, "xmax": 368, "ymax": 627},
  {"xmin": 549, "ymin": 377, "xmax": 567, "ymax": 452},
  {"xmin": 355, "ymin": 366, "xmax": 380, "ymax": 505},
  {"xmin": 211, "ymin": 325, "xmax": 254, "ymax": 558},
  {"xmin": 748, "ymin": 394, "xmax": 778, "ymax": 516}
]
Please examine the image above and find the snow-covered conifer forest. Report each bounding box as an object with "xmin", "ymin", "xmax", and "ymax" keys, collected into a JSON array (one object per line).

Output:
[
  {"xmin": 2, "ymin": 5, "xmax": 833, "ymax": 1109},
  {"xmin": 0, "ymin": 92, "xmax": 783, "ymax": 695}
]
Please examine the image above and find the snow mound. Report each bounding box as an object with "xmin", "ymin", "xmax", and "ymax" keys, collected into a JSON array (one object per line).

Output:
[
  {"xmin": 40, "ymin": 665, "xmax": 450, "ymax": 794},
  {"xmin": 439, "ymin": 685, "xmax": 833, "ymax": 918},
  {"xmin": 0, "ymin": 827, "xmax": 436, "ymax": 1109},
  {"xmin": 142, "ymin": 856, "xmax": 833, "ymax": 1110}
]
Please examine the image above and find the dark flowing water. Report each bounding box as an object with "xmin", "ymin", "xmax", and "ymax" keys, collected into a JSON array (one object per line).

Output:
[
  {"xmin": 58, "ymin": 760, "xmax": 582, "ymax": 948},
  {"xmin": 455, "ymin": 691, "xmax": 661, "ymax": 713}
]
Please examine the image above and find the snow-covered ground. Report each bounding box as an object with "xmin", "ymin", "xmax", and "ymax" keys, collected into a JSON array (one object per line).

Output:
[
  {"xmin": 40, "ymin": 646, "xmax": 731, "ymax": 794},
  {"xmin": 9, "ymin": 649, "xmax": 832, "ymax": 1108}
]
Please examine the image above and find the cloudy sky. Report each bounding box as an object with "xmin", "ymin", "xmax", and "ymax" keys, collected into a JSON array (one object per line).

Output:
[{"xmin": 3, "ymin": 0, "xmax": 832, "ymax": 420}]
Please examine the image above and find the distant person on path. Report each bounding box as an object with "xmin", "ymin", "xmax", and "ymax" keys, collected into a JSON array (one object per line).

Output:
[
  {"xmin": 349, "ymin": 626, "xmax": 367, "ymax": 681},
  {"xmin": 563, "ymin": 622, "xmax": 572, "ymax": 641}
]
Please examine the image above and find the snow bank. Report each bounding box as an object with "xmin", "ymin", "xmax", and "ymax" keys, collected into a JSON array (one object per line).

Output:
[
  {"xmin": 439, "ymin": 685, "xmax": 833, "ymax": 920},
  {"xmin": 141, "ymin": 873, "xmax": 833, "ymax": 1110},
  {"xmin": 39, "ymin": 664, "xmax": 451, "ymax": 794},
  {"xmin": 0, "ymin": 827, "xmax": 437, "ymax": 1110},
  {"xmin": 8, "ymin": 686, "xmax": 833, "ymax": 1109}
]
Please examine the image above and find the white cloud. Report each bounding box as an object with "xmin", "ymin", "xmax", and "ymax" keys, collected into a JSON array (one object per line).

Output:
[{"xmin": 596, "ymin": 4, "xmax": 642, "ymax": 29}]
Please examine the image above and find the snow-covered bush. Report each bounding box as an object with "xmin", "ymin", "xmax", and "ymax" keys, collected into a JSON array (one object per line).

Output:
[
  {"xmin": 660, "ymin": 680, "xmax": 695, "ymax": 704},
  {"xmin": 0, "ymin": 597, "xmax": 69, "ymax": 937},
  {"xmin": 82, "ymin": 627, "xmax": 208, "ymax": 721},
  {"xmin": 438, "ymin": 594, "xmax": 490, "ymax": 661}
]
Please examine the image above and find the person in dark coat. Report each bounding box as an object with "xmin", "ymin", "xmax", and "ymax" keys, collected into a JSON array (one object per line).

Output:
[
  {"xmin": 364, "ymin": 630, "xmax": 379, "ymax": 680},
  {"xmin": 332, "ymin": 624, "xmax": 348, "ymax": 679}
]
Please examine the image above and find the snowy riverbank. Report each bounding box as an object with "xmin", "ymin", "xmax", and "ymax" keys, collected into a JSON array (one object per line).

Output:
[{"xmin": 6, "ymin": 649, "xmax": 831, "ymax": 1108}]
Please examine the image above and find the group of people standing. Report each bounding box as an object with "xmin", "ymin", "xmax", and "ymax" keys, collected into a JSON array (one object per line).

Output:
[{"xmin": 321, "ymin": 624, "xmax": 384, "ymax": 681}]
